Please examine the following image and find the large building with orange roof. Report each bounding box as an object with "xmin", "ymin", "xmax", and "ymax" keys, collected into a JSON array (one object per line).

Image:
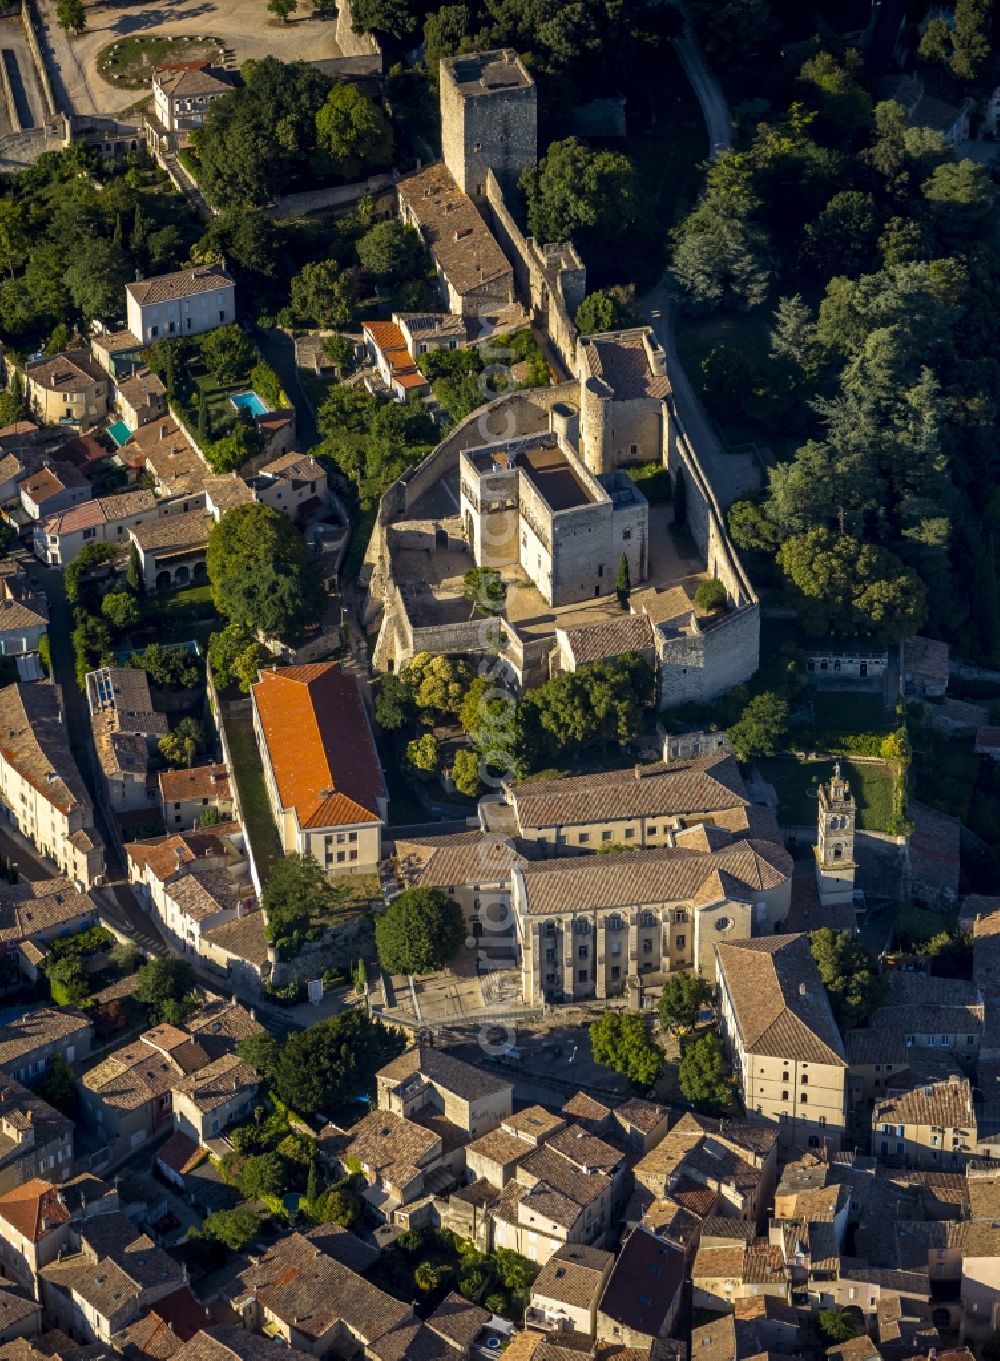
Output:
[{"xmin": 251, "ymin": 663, "xmax": 387, "ymax": 876}]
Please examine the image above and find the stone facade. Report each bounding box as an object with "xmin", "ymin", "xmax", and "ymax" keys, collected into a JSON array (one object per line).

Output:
[
  {"xmin": 440, "ymin": 49, "xmax": 536, "ymax": 207},
  {"xmin": 815, "ymin": 765, "xmax": 857, "ymax": 908}
]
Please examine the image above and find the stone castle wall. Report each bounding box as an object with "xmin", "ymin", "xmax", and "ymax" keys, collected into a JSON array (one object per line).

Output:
[
  {"xmin": 334, "ymin": 0, "xmax": 383, "ymax": 64},
  {"xmin": 483, "ymin": 170, "xmax": 580, "ymax": 375},
  {"xmin": 440, "ymin": 54, "xmax": 537, "ymax": 204}
]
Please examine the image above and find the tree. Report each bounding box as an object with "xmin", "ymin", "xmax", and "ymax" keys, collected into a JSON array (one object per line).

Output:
[
  {"xmin": 37, "ymin": 1054, "xmax": 79, "ymax": 1119},
  {"xmin": 46, "ymin": 956, "xmax": 89, "ymax": 1008},
  {"xmin": 575, "ymin": 286, "xmax": 637, "ymax": 334},
  {"xmin": 356, "ymin": 221, "xmax": 426, "ymax": 284},
  {"xmin": 405, "ymin": 732, "xmax": 440, "ymax": 777},
  {"xmin": 809, "ymin": 928, "xmax": 883, "ymax": 1027},
  {"xmin": 415, "ymin": 1261, "xmax": 449, "ymax": 1292},
  {"xmin": 694, "ymin": 579, "xmax": 727, "ymax": 613},
  {"xmin": 208, "ymin": 624, "xmax": 267, "ymax": 694},
  {"xmin": 289, "ymin": 260, "xmax": 354, "ymax": 328},
  {"xmin": 401, "ymin": 652, "xmax": 472, "ymax": 718},
  {"xmin": 238, "ymin": 1152, "xmax": 286, "ymax": 1201},
  {"xmin": 923, "ymin": 159, "xmax": 995, "ymax": 241},
  {"xmin": 374, "ymin": 673, "xmax": 412, "ymax": 731},
  {"xmin": 678, "ymin": 1032, "xmax": 731, "ymax": 1109},
  {"xmin": 728, "ymin": 691, "xmax": 789, "ymax": 761},
  {"xmin": 128, "ymin": 643, "xmax": 201, "ymax": 690},
  {"xmin": 200, "ymin": 1206, "xmax": 261, "ymax": 1252},
  {"xmin": 134, "ymin": 957, "xmax": 196, "ymax": 1023},
  {"xmin": 589, "ymin": 1012, "xmax": 662, "ymax": 1087},
  {"xmin": 316, "ymin": 84, "xmax": 393, "ymax": 177},
  {"xmin": 700, "ymin": 344, "xmax": 755, "ymax": 419},
  {"xmin": 671, "ymin": 156, "xmax": 771, "ymax": 311},
  {"xmin": 777, "ymin": 530, "xmax": 927, "ymax": 641},
  {"xmin": 272, "ymin": 1011, "xmax": 405, "ymax": 1114},
  {"xmin": 126, "ymin": 542, "xmax": 143, "ymax": 595},
  {"xmin": 950, "ymin": 0, "xmax": 992, "ymax": 80},
  {"xmin": 207, "ymin": 503, "xmax": 325, "ymax": 640},
  {"xmin": 319, "ymin": 1185, "xmax": 361, "ymax": 1227},
  {"xmin": 100, "ymin": 591, "xmax": 139, "ymax": 631},
  {"xmin": 818, "ymin": 1308, "xmax": 862, "ymax": 1344},
  {"xmin": 658, "ymin": 972, "xmax": 713, "ymax": 1031},
  {"xmin": 451, "ymin": 748, "xmax": 481, "ymax": 798},
  {"xmin": 199, "ymin": 325, "xmax": 255, "ymax": 385},
  {"xmin": 63, "ymin": 238, "xmax": 129, "ymax": 320},
  {"xmin": 463, "ymin": 566, "xmax": 505, "ymax": 613},
  {"xmin": 263, "ymin": 853, "xmax": 348, "ymax": 948},
  {"xmin": 268, "ymin": 0, "xmax": 297, "ymax": 18},
  {"xmin": 236, "ymin": 1033, "xmax": 280, "ymax": 1081},
  {"xmin": 520, "ymin": 138, "xmax": 636, "ymax": 245},
  {"xmin": 65, "ymin": 542, "xmax": 119, "ymax": 606},
  {"xmin": 158, "ymin": 718, "xmax": 205, "ymax": 769},
  {"xmin": 375, "ymin": 887, "xmax": 464, "ymax": 976},
  {"xmin": 56, "ymin": 0, "xmax": 85, "ymax": 35},
  {"xmin": 919, "ymin": 17, "xmax": 953, "ymax": 66},
  {"xmin": 800, "ymin": 191, "xmax": 878, "ymax": 278},
  {"xmin": 615, "ymin": 553, "xmax": 631, "ymax": 607}
]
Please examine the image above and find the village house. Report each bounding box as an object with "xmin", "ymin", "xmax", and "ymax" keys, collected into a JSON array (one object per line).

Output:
[
  {"xmin": 0, "ymin": 1009, "xmax": 92, "ymax": 1087},
  {"xmin": 376, "ymin": 1045, "xmax": 514, "ymax": 1138},
  {"xmin": 23, "ymin": 353, "xmax": 109, "ymax": 430},
  {"xmin": 252, "ymin": 662, "xmax": 388, "ymax": 876},
  {"xmin": 321, "ymin": 1107, "xmax": 453, "ymax": 1211},
  {"xmin": 124, "ymin": 421, "xmax": 204, "ymax": 497},
  {"xmin": 125, "ymin": 266, "xmax": 236, "ymax": 347},
  {"xmin": 0, "ymin": 684, "xmax": 105, "ymax": 888},
  {"xmin": 34, "ymin": 489, "xmax": 158, "ymax": 567},
  {"xmin": 249, "ymin": 452, "xmax": 327, "ymax": 520},
  {"xmin": 148, "ymin": 63, "xmax": 232, "ymax": 150},
  {"xmin": 397, "ymin": 160, "xmax": 515, "ymax": 317},
  {"xmin": 873, "ymin": 1076, "xmax": 977, "ymax": 1170},
  {"xmin": 525, "ymin": 1242, "xmax": 613, "ymax": 1340},
  {"xmin": 633, "ymin": 1114, "xmax": 778, "ymax": 1225},
  {"xmin": 0, "ymin": 1173, "xmax": 118, "ymax": 1294},
  {"xmin": 85, "ymin": 667, "xmax": 169, "ymax": 815},
  {"xmin": 18, "ymin": 465, "xmax": 90, "ymax": 525},
  {"xmin": 361, "ymin": 320, "xmax": 430, "ymax": 401},
  {"xmin": 170, "ymin": 1053, "xmax": 259, "ymax": 1146},
  {"xmin": 39, "ymin": 1212, "xmax": 184, "ymax": 1342},
  {"xmin": 115, "ymin": 370, "xmax": 167, "ymax": 433},
  {"xmin": 129, "ymin": 509, "xmax": 211, "ymax": 592},
  {"xmin": 0, "ymin": 1078, "xmax": 74, "ymax": 1196},
  {"xmin": 396, "ymin": 311, "xmax": 468, "ymax": 358},
  {"xmin": 0, "ymin": 879, "xmax": 100, "ymax": 984},
  {"xmin": 89, "ymin": 328, "xmax": 144, "ymax": 380},
  {"xmin": 110, "ymin": 1284, "xmax": 212, "ymax": 1361},
  {"xmin": 158, "ymin": 763, "xmax": 233, "ymax": 831},
  {"xmin": 0, "ymin": 562, "xmax": 47, "ymax": 662},
  {"xmin": 198, "ymin": 910, "xmax": 271, "ymax": 1002},
  {"xmin": 716, "ymin": 933, "xmax": 848, "ymax": 1154},
  {"xmin": 595, "ymin": 1228, "xmax": 685, "ymax": 1350}
]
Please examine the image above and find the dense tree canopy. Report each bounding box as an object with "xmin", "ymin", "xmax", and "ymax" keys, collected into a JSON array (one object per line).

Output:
[
  {"xmin": 590, "ymin": 1012, "xmax": 663, "ymax": 1087},
  {"xmin": 207, "ymin": 504, "xmax": 325, "ymax": 640},
  {"xmin": 809, "ymin": 928, "xmax": 883, "ymax": 1028},
  {"xmin": 521, "ymin": 139, "xmax": 636, "ymax": 249},
  {"xmin": 272, "ymin": 1012, "xmax": 405, "ymax": 1113},
  {"xmin": 375, "ymin": 887, "xmax": 465, "ymax": 975}
]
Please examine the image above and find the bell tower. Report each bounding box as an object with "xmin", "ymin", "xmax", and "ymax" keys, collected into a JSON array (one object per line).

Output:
[{"xmin": 815, "ymin": 762, "xmax": 857, "ymax": 908}]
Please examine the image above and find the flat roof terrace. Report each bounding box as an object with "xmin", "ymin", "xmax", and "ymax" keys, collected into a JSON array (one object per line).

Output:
[{"xmin": 519, "ymin": 442, "xmax": 595, "ymax": 512}]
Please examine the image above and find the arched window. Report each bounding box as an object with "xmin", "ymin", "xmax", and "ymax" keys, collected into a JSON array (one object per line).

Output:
[
  {"xmin": 607, "ymin": 914, "xmax": 624, "ymax": 932},
  {"xmin": 640, "ymin": 911, "xmax": 655, "ymax": 929},
  {"xmin": 575, "ymin": 918, "xmax": 591, "ymax": 935}
]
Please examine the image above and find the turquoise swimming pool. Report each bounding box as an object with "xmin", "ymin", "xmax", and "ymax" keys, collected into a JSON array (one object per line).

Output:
[{"xmin": 230, "ymin": 390, "xmax": 269, "ymax": 419}]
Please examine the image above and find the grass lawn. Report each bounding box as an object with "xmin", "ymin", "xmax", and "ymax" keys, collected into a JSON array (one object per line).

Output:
[
  {"xmin": 221, "ymin": 704, "xmax": 283, "ymax": 886},
  {"xmin": 97, "ymin": 35, "xmax": 225, "ymax": 89},
  {"xmin": 628, "ymin": 461, "xmax": 672, "ymax": 505},
  {"xmin": 142, "ymin": 583, "xmax": 215, "ymax": 623},
  {"xmin": 809, "ymin": 692, "xmax": 895, "ymax": 739},
  {"xmin": 758, "ymin": 755, "xmax": 895, "ymax": 831}
]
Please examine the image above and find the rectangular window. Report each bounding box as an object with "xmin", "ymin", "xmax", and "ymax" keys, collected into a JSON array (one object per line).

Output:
[
  {"xmin": 624, "ymin": 827, "xmax": 635, "ymax": 838},
  {"xmin": 601, "ymin": 830, "xmax": 612, "ymax": 842},
  {"xmin": 579, "ymin": 832, "xmax": 590, "ymax": 843},
  {"xmin": 676, "ymin": 934, "xmax": 686, "ymax": 948},
  {"xmin": 578, "ymin": 969, "xmax": 588, "ymax": 983},
  {"xmin": 611, "ymin": 966, "xmax": 620, "ymax": 981},
  {"xmin": 578, "ymin": 946, "xmax": 588, "ymax": 959}
]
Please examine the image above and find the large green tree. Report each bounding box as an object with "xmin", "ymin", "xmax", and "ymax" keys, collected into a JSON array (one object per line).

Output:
[
  {"xmin": 658, "ymin": 971, "xmax": 713, "ymax": 1031},
  {"xmin": 263, "ymin": 854, "xmax": 349, "ymax": 949},
  {"xmin": 316, "ymin": 84, "xmax": 393, "ymax": 177},
  {"xmin": 134, "ymin": 957, "xmax": 197, "ymax": 1024},
  {"xmin": 375, "ymin": 887, "xmax": 464, "ymax": 976},
  {"xmin": 809, "ymin": 928, "xmax": 883, "ymax": 1027},
  {"xmin": 520, "ymin": 138, "xmax": 636, "ymax": 246},
  {"xmin": 272, "ymin": 1011, "xmax": 404, "ymax": 1113},
  {"xmin": 207, "ymin": 503, "xmax": 325, "ymax": 640},
  {"xmin": 589, "ymin": 1012, "xmax": 662, "ymax": 1087},
  {"xmin": 678, "ymin": 1032, "xmax": 731, "ymax": 1110},
  {"xmin": 728, "ymin": 692, "xmax": 789, "ymax": 761}
]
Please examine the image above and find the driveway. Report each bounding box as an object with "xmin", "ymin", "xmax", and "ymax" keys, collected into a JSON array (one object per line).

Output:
[{"xmin": 35, "ymin": 0, "xmax": 342, "ymax": 117}]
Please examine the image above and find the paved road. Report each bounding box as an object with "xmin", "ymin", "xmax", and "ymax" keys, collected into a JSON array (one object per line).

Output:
[{"xmin": 673, "ymin": 4, "xmax": 732, "ymax": 158}]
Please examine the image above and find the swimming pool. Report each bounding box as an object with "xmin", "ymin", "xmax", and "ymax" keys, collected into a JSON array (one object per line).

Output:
[{"xmin": 230, "ymin": 390, "xmax": 269, "ymax": 419}]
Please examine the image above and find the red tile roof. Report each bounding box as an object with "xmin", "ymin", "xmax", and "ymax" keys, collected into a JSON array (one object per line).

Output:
[
  {"xmin": 363, "ymin": 321, "xmax": 428, "ymax": 392},
  {"xmin": 0, "ymin": 1179, "xmax": 70, "ymax": 1242},
  {"xmin": 252, "ymin": 663, "xmax": 385, "ymax": 830}
]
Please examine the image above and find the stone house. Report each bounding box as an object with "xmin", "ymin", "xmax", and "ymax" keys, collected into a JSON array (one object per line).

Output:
[
  {"xmin": 375, "ymin": 1045, "xmax": 513, "ymax": 1139},
  {"xmin": 806, "ymin": 643, "xmax": 889, "ymax": 685},
  {"xmin": 595, "ymin": 1227, "xmax": 685, "ymax": 1349},
  {"xmin": 0, "ymin": 1079, "xmax": 74, "ymax": 1196},
  {"xmin": 249, "ymin": 452, "xmax": 327, "ymax": 521},
  {"xmin": 85, "ymin": 666, "xmax": 168, "ymax": 815},
  {"xmin": 170, "ymin": 1053, "xmax": 259, "ymax": 1146},
  {"xmin": 158, "ymin": 763, "xmax": 233, "ymax": 831},
  {"xmin": 0, "ymin": 1010, "xmax": 92, "ymax": 1087},
  {"xmin": 19, "ymin": 464, "xmax": 90, "ymax": 524},
  {"xmin": 149, "ymin": 63, "xmax": 231, "ymax": 150},
  {"xmin": 0, "ymin": 562, "xmax": 47, "ymax": 658},
  {"xmin": 395, "ymin": 311, "xmax": 467, "ymax": 359},
  {"xmin": 251, "ymin": 662, "xmax": 387, "ymax": 876},
  {"xmin": 128, "ymin": 509, "xmax": 211, "ymax": 591},
  {"xmin": 0, "ymin": 683, "xmax": 105, "ymax": 888},
  {"xmin": 0, "ymin": 880, "xmax": 101, "ymax": 983},
  {"xmin": 24, "ymin": 352, "xmax": 109, "ymax": 429},
  {"xmin": 396, "ymin": 162, "xmax": 515, "ymax": 317},
  {"xmin": 125, "ymin": 266, "xmax": 235, "ymax": 346},
  {"xmin": 633, "ymin": 1114, "xmax": 778, "ymax": 1225},
  {"xmin": 873, "ymin": 1076, "xmax": 977, "ymax": 1170},
  {"xmin": 716, "ymin": 933, "xmax": 848, "ymax": 1154},
  {"xmin": 198, "ymin": 910, "xmax": 271, "ymax": 1001},
  {"xmin": 0, "ymin": 1173, "xmax": 118, "ymax": 1294},
  {"xmin": 39, "ymin": 1212, "xmax": 184, "ymax": 1342},
  {"xmin": 526, "ymin": 1242, "xmax": 614, "ymax": 1339},
  {"xmin": 34, "ymin": 490, "xmax": 158, "ymax": 567},
  {"xmin": 115, "ymin": 369, "xmax": 167, "ymax": 433}
]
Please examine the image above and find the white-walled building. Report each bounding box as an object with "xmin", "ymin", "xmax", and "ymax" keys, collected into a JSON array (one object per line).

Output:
[{"xmin": 125, "ymin": 266, "xmax": 235, "ymax": 346}]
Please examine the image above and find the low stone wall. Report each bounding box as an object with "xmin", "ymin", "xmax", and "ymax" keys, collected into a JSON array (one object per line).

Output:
[
  {"xmin": 269, "ymin": 912, "xmax": 376, "ymax": 987},
  {"xmin": 265, "ymin": 172, "xmax": 396, "ymax": 221},
  {"xmin": 20, "ymin": 0, "xmax": 55, "ymax": 117}
]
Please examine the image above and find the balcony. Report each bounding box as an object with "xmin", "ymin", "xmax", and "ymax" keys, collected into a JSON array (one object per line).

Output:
[{"xmin": 524, "ymin": 1309, "xmax": 569, "ymax": 1333}]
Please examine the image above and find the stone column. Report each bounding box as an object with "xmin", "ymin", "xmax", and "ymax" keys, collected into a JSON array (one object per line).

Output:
[
  {"xmin": 563, "ymin": 921, "xmax": 575, "ymax": 1000},
  {"xmin": 595, "ymin": 920, "xmax": 607, "ymax": 999},
  {"xmin": 628, "ymin": 917, "xmax": 639, "ymax": 976}
]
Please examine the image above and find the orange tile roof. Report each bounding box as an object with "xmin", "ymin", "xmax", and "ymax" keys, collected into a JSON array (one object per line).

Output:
[
  {"xmin": 363, "ymin": 321, "xmax": 428, "ymax": 392},
  {"xmin": 252, "ymin": 663, "xmax": 385, "ymax": 830},
  {"xmin": 0, "ymin": 1179, "xmax": 70, "ymax": 1242}
]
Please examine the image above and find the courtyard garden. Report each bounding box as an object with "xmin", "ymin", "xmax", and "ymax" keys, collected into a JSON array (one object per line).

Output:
[
  {"xmin": 97, "ymin": 35, "xmax": 226, "ymax": 90},
  {"xmin": 757, "ymin": 754, "xmax": 895, "ymax": 832}
]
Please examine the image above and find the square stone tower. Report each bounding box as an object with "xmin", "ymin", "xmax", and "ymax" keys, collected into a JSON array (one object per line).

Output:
[
  {"xmin": 440, "ymin": 49, "xmax": 537, "ymax": 207},
  {"xmin": 815, "ymin": 762, "xmax": 857, "ymax": 908}
]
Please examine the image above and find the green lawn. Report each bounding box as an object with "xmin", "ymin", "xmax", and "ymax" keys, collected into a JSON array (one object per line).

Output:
[
  {"xmin": 97, "ymin": 35, "xmax": 224, "ymax": 89},
  {"xmin": 221, "ymin": 705, "xmax": 283, "ymax": 886},
  {"xmin": 758, "ymin": 755, "xmax": 895, "ymax": 831}
]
